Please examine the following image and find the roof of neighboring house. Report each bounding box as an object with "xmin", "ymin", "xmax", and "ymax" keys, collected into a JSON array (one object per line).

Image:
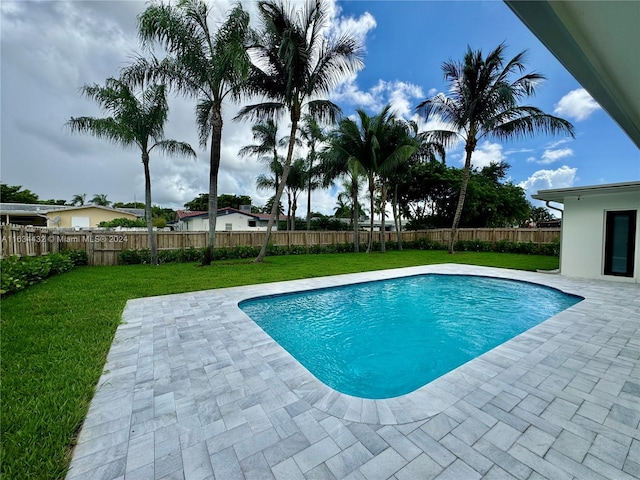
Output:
[
  {"xmin": 176, "ymin": 210, "xmax": 208, "ymax": 220},
  {"xmin": 50, "ymin": 205, "xmax": 143, "ymax": 216},
  {"xmin": 177, "ymin": 208, "xmax": 282, "ymax": 221},
  {"xmin": 532, "ymin": 181, "xmax": 640, "ymax": 203},
  {"xmin": 0, "ymin": 203, "xmax": 144, "ymax": 217},
  {"xmin": 0, "ymin": 203, "xmax": 69, "ymax": 215}
]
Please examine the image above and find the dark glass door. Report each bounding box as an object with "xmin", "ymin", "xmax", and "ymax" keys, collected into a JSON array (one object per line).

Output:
[{"xmin": 604, "ymin": 210, "xmax": 636, "ymax": 277}]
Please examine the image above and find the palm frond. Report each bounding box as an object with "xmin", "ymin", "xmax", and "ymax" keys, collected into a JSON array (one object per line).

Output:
[
  {"xmin": 234, "ymin": 102, "xmax": 285, "ymax": 122},
  {"xmin": 66, "ymin": 116, "xmax": 137, "ymax": 148},
  {"xmin": 256, "ymin": 173, "xmax": 276, "ymax": 191},
  {"xmin": 488, "ymin": 107, "xmax": 575, "ymax": 140},
  {"xmin": 195, "ymin": 98, "xmax": 215, "ymax": 148},
  {"xmin": 152, "ymin": 140, "xmax": 197, "ymax": 159}
]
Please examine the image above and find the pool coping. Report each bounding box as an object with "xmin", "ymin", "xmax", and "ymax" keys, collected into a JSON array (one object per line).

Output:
[
  {"xmin": 66, "ymin": 264, "xmax": 640, "ymax": 479},
  {"xmin": 237, "ymin": 270, "xmax": 584, "ymax": 415}
]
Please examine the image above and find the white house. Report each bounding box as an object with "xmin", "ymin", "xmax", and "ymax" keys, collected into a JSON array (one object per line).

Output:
[
  {"xmin": 532, "ymin": 182, "xmax": 640, "ymax": 283},
  {"xmin": 176, "ymin": 207, "xmax": 277, "ymax": 232}
]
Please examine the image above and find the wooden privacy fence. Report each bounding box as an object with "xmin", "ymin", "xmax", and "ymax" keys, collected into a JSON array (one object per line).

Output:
[{"xmin": 1, "ymin": 224, "xmax": 560, "ymax": 266}]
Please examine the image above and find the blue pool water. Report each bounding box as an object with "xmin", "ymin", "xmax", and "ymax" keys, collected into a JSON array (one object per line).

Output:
[{"xmin": 239, "ymin": 274, "xmax": 582, "ymax": 399}]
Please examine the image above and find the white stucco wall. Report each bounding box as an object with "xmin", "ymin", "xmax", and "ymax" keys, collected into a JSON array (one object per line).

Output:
[
  {"xmin": 561, "ymin": 191, "xmax": 640, "ymax": 283},
  {"xmin": 180, "ymin": 212, "xmax": 271, "ymax": 231}
]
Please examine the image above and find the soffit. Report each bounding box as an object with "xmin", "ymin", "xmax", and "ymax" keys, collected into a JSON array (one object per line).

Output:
[{"xmin": 505, "ymin": 0, "xmax": 640, "ymax": 148}]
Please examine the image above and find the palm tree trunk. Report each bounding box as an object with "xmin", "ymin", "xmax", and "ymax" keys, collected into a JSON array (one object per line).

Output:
[
  {"xmin": 292, "ymin": 195, "xmax": 297, "ymax": 231},
  {"xmin": 449, "ymin": 147, "xmax": 473, "ymax": 254},
  {"xmin": 142, "ymin": 153, "xmax": 157, "ymax": 266},
  {"xmin": 306, "ymin": 178, "xmax": 312, "ymax": 230},
  {"xmin": 380, "ymin": 182, "xmax": 387, "ymax": 253},
  {"xmin": 367, "ymin": 176, "xmax": 375, "ymax": 253},
  {"xmin": 393, "ymin": 184, "xmax": 402, "ymax": 250},
  {"xmin": 255, "ymin": 116, "xmax": 299, "ymax": 263},
  {"xmin": 287, "ymin": 191, "xmax": 292, "ymax": 231},
  {"xmin": 274, "ymin": 150, "xmax": 280, "ymax": 230},
  {"xmin": 352, "ymin": 176, "xmax": 359, "ymax": 253},
  {"xmin": 204, "ymin": 109, "xmax": 222, "ymax": 265}
]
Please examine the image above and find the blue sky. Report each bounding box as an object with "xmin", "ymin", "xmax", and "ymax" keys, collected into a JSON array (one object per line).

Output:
[
  {"xmin": 1, "ymin": 0, "xmax": 638, "ymax": 214},
  {"xmin": 330, "ymin": 1, "xmax": 639, "ymax": 204}
]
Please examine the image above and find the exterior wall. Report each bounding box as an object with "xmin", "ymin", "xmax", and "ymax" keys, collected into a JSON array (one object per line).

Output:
[
  {"xmin": 181, "ymin": 213, "xmax": 272, "ymax": 231},
  {"xmin": 561, "ymin": 191, "xmax": 640, "ymax": 283},
  {"xmin": 48, "ymin": 208, "xmax": 137, "ymax": 228}
]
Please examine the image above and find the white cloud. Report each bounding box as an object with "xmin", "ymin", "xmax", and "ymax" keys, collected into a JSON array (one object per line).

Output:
[
  {"xmin": 331, "ymin": 75, "xmax": 384, "ymax": 111},
  {"xmin": 327, "ymin": 10, "xmax": 377, "ymax": 47},
  {"xmin": 518, "ymin": 165, "xmax": 577, "ymax": 200},
  {"xmin": 464, "ymin": 141, "xmax": 506, "ymax": 169},
  {"xmin": 331, "ymin": 79, "xmax": 424, "ymax": 120},
  {"xmin": 554, "ymin": 88, "xmax": 601, "ymax": 121},
  {"xmin": 539, "ymin": 147, "xmax": 573, "ymax": 165},
  {"xmin": 0, "ymin": 0, "xmax": 372, "ymax": 214}
]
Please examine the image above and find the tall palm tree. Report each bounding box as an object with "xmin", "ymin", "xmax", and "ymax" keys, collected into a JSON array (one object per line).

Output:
[
  {"xmin": 130, "ymin": 1, "xmax": 252, "ymax": 265},
  {"xmin": 283, "ymin": 158, "xmax": 307, "ymax": 231},
  {"xmin": 236, "ymin": 0, "xmax": 363, "ymax": 262},
  {"xmin": 298, "ymin": 114, "xmax": 328, "ymax": 230},
  {"xmin": 71, "ymin": 194, "xmax": 86, "ymax": 206},
  {"xmin": 327, "ymin": 105, "xmax": 414, "ymax": 253},
  {"xmin": 324, "ymin": 109, "xmax": 380, "ymax": 252},
  {"xmin": 239, "ymin": 119, "xmax": 286, "ymax": 226},
  {"xmin": 387, "ymin": 120, "xmax": 445, "ymax": 249},
  {"xmin": 67, "ymin": 78, "xmax": 195, "ymax": 265},
  {"xmin": 90, "ymin": 194, "xmax": 111, "ymax": 207},
  {"xmin": 373, "ymin": 116, "xmax": 418, "ymax": 252},
  {"xmin": 416, "ymin": 43, "xmax": 574, "ymax": 253}
]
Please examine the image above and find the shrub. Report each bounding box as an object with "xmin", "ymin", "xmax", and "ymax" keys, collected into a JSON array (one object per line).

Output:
[
  {"xmin": 98, "ymin": 218, "xmax": 147, "ymax": 228},
  {"xmin": 115, "ymin": 235, "xmax": 559, "ymax": 266},
  {"xmin": 63, "ymin": 249, "xmax": 88, "ymax": 266},
  {"xmin": 408, "ymin": 238, "xmax": 447, "ymax": 251},
  {"xmin": 1, "ymin": 251, "xmax": 83, "ymax": 296},
  {"xmin": 118, "ymin": 249, "xmax": 143, "ymax": 265}
]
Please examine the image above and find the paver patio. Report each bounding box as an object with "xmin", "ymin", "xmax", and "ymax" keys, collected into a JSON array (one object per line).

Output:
[{"xmin": 66, "ymin": 264, "xmax": 640, "ymax": 480}]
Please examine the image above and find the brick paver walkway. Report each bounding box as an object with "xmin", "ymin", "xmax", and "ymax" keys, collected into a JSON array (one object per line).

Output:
[{"xmin": 66, "ymin": 265, "xmax": 640, "ymax": 480}]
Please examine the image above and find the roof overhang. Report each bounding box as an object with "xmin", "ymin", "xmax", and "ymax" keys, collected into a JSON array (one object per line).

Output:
[
  {"xmin": 532, "ymin": 181, "xmax": 640, "ymax": 203},
  {"xmin": 504, "ymin": 0, "xmax": 640, "ymax": 148}
]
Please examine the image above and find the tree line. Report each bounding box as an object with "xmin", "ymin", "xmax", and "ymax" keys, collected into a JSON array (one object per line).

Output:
[{"xmin": 65, "ymin": 0, "xmax": 573, "ymax": 265}]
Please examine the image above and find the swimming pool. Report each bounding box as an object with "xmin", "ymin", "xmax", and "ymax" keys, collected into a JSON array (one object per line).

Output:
[{"xmin": 240, "ymin": 274, "xmax": 582, "ymax": 399}]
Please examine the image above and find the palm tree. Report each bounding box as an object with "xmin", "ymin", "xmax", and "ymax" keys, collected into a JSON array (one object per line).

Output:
[
  {"xmin": 71, "ymin": 194, "xmax": 86, "ymax": 206},
  {"xmin": 373, "ymin": 115, "xmax": 418, "ymax": 252},
  {"xmin": 283, "ymin": 158, "xmax": 307, "ymax": 231},
  {"xmin": 130, "ymin": 1, "xmax": 252, "ymax": 265},
  {"xmin": 236, "ymin": 0, "xmax": 363, "ymax": 262},
  {"xmin": 67, "ymin": 78, "xmax": 195, "ymax": 265},
  {"xmin": 89, "ymin": 194, "xmax": 111, "ymax": 207},
  {"xmin": 257, "ymin": 158, "xmax": 305, "ymax": 231},
  {"xmin": 327, "ymin": 105, "xmax": 413, "ymax": 253},
  {"xmin": 416, "ymin": 43, "xmax": 575, "ymax": 253},
  {"xmin": 239, "ymin": 119, "xmax": 286, "ymax": 226},
  {"xmin": 323, "ymin": 110, "xmax": 377, "ymax": 252},
  {"xmin": 298, "ymin": 114, "xmax": 328, "ymax": 230},
  {"xmin": 387, "ymin": 120, "xmax": 445, "ymax": 249},
  {"xmin": 333, "ymin": 194, "xmax": 351, "ymax": 219}
]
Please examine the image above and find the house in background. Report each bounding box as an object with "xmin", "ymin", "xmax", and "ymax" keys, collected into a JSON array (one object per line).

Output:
[
  {"xmin": 44, "ymin": 205, "xmax": 144, "ymax": 228},
  {"xmin": 533, "ymin": 182, "xmax": 640, "ymax": 283},
  {"xmin": 1, "ymin": 203, "xmax": 63, "ymax": 226},
  {"xmin": 0, "ymin": 203, "xmax": 143, "ymax": 227},
  {"xmin": 176, "ymin": 207, "xmax": 277, "ymax": 232}
]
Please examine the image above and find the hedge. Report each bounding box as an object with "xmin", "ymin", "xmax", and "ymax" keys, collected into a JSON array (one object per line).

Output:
[
  {"xmin": 117, "ymin": 237, "xmax": 559, "ymax": 265},
  {"xmin": 1, "ymin": 250, "xmax": 88, "ymax": 296}
]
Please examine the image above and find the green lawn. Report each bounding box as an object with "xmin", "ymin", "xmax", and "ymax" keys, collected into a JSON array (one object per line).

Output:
[{"xmin": 1, "ymin": 251, "xmax": 558, "ymax": 479}]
